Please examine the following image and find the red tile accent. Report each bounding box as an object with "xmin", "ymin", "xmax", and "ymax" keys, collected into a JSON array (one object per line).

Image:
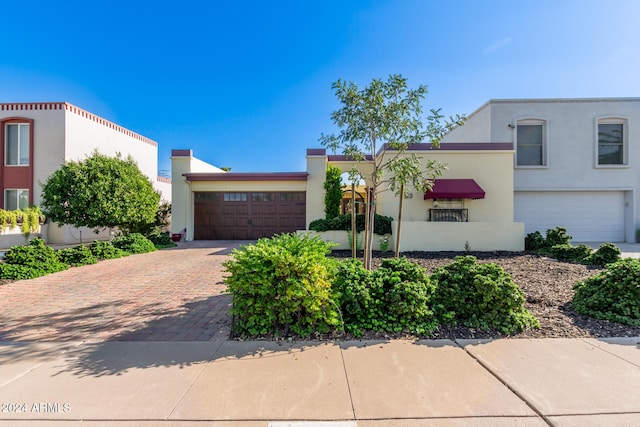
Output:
[{"xmin": 0, "ymin": 102, "xmax": 158, "ymax": 148}]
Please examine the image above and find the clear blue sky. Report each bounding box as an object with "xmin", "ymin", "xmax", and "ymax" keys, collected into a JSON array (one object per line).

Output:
[{"xmin": 2, "ymin": 0, "xmax": 639, "ymax": 175}]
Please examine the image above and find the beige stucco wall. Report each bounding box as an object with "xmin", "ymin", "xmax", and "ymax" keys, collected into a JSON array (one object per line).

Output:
[
  {"xmin": 306, "ymin": 146, "xmax": 521, "ymax": 251},
  {"xmin": 394, "ymin": 221, "xmax": 524, "ymax": 251},
  {"xmin": 325, "ymin": 148, "xmax": 515, "ymax": 224},
  {"xmin": 377, "ymin": 150, "xmax": 515, "ymax": 223},
  {"xmin": 305, "ymin": 152, "xmax": 327, "ymax": 228}
]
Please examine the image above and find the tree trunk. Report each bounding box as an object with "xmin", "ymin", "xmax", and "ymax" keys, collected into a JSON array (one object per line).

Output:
[
  {"xmin": 364, "ymin": 187, "xmax": 375, "ymax": 269},
  {"xmin": 351, "ymin": 182, "xmax": 356, "ymax": 259},
  {"xmin": 395, "ymin": 183, "xmax": 404, "ymax": 258}
]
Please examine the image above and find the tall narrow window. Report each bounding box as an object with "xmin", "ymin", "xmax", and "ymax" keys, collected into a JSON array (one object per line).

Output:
[
  {"xmin": 5, "ymin": 123, "xmax": 30, "ymax": 166},
  {"xmin": 598, "ymin": 120, "xmax": 625, "ymax": 165},
  {"xmin": 516, "ymin": 120, "xmax": 545, "ymax": 166},
  {"xmin": 4, "ymin": 189, "xmax": 29, "ymax": 210}
]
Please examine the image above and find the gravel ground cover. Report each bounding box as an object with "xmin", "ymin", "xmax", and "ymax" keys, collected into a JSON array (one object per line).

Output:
[{"xmin": 332, "ymin": 251, "xmax": 640, "ymax": 339}]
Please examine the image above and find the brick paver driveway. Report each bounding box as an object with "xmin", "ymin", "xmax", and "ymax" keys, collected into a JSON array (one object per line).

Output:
[{"xmin": 0, "ymin": 241, "xmax": 248, "ymax": 342}]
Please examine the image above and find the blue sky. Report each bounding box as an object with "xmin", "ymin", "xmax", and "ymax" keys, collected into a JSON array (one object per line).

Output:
[{"xmin": 2, "ymin": 0, "xmax": 640, "ymax": 175}]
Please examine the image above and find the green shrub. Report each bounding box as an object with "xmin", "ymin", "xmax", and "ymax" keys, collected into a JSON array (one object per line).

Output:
[
  {"xmin": 0, "ymin": 238, "xmax": 68, "ymax": 279},
  {"xmin": 573, "ymin": 258, "xmax": 640, "ymax": 326},
  {"xmin": 333, "ymin": 257, "xmax": 436, "ymax": 336},
  {"xmin": 431, "ymin": 256, "xmax": 539, "ymax": 334},
  {"xmin": 145, "ymin": 229, "xmax": 176, "ymax": 248},
  {"xmin": 89, "ymin": 240, "xmax": 128, "ymax": 260},
  {"xmin": 309, "ymin": 213, "xmax": 393, "ymax": 235},
  {"xmin": 549, "ymin": 244, "xmax": 593, "ymax": 263},
  {"xmin": 223, "ymin": 233, "xmax": 340, "ymax": 337},
  {"xmin": 333, "ymin": 259, "xmax": 378, "ymax": 335},
  {"xmin": 0, "ymin": 263, "xmax": 44, "ymax": 280},
  {"xmin": 111, "ymin": 233, "xmax": 157, "ymax": 254},
  {"xmin": 546, "ymin": 227, "xmax": 572, "ymax": 246},
  {"xmin": 525, "ymin": 231, "xmax": 546, "ymax": 251},
  {"xmin": 585, "ymin": 243, "xmax": 621, "ymax": 266},
  {"xmin": 56, "ymin": 245, "xmax": 98, "ymax": 267}
]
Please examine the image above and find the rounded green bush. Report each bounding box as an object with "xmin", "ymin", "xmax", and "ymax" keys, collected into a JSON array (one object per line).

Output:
[
  {"xmin": 90, "ymin": 240, "xmax": 128, "ymax": 260},
  {"xmin": 224, "ymin": 233, "xmax": 340, "ymax": 337},
  {"xmin": 585, "ymin": 243, "xmax": 621, "ymax": 266},
  {"xmin": 111, "ymin": 233, "xmax": 157, "ymax": 254},
  {"xmin": 550, "ymin": 243, "xmax": 592, "ymax": 263},
  {"xmin": 56, "ymin": 245, "xmax": 98, "ymax": 267},
  {"xmin": 573, "ymin": 258, "xmax": 640, "ymax": 326},
  {"xmin": 333, "ymin": 257, "xmax": 436, "ymax": 336},
  {"xmin": 1, "ymin": 238, "xmax": 68, "ymax": 279},
  {"xmin": 431, "ymin": 256, "xmax": 539, "ymax": 334}
]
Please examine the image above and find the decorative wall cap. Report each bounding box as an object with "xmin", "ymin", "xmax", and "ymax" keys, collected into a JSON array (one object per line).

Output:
[{"xmin": 0, "ymin": 102, "xmax": 157, "ymax": 148}]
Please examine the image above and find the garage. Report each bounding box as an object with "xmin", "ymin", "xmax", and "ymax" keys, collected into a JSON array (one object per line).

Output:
[
  {"xmin": 194, "ymin": 191, "xmax": 306, "ymax": 240},
  {"xmin": 514, "ymin": 191, "xmax": 625, "ymax": 242}
]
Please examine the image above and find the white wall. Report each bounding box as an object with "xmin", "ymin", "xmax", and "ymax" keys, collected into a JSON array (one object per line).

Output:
[
  {"xmin": 63, "ymin": 105, "xmax": 161, "ymax": 194},
  {"xmin": 442, "ymin": 98, "xmax": 640, "ymax": 242}
]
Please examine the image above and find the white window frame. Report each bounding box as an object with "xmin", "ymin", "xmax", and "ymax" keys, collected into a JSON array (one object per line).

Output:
[
  {"xmin": 595, "ymin": 117, "xmax": 628, "ymax": 167},
  {"xmin": 515, "ymin": 118, "xmax": 547, "ymax": 168},
  {"xmin": 4, "ymin": 123, "xmax": 30, "ymax": 166},
  {"xmin": 4, "ymin": 189, "xmax": 29, "ymax": 211}
]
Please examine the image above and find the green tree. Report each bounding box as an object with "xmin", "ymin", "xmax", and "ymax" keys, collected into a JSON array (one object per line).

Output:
[
  {"xmin": 324, "ymin": 164, "xmax": 343, "ymax": 219},
  {"xmin": 388, "ymin": 155, "xmax": 446, "ymax": 257},
  {"xmin": 40, "ymin": 151, "xmax": 160, "ymax": 234},
  {"xmin": 319, "ymin": 74, "xmax": 463, "ymax": 268}
]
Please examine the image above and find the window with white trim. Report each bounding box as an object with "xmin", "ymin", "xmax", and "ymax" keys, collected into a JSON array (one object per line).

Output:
[
  {"xmin": 597, "ymin": 119, "xmax": 627, "ymax": 165},
  {"xmin": 5, "ymin": 123, "xmax": 30, "ymax": 166},
  {"xmin": 516, "ymin": 120, "xmax": 545, "ymax": 166},
  {"xmin": 4, "ymin": 189, "xmax": 29, "ymax": 210}
]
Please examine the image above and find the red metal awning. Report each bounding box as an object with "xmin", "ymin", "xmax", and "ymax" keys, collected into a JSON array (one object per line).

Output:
[{"xmin": 424, "ymin": 179, "xmax": 486, "ymax": 199}]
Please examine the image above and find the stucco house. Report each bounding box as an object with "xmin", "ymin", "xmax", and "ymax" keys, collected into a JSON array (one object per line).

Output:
[
  {"xmin": 0, "ymin": 102, "xmax": 171, "ymax": 245},
  {"xmin": 171, "ymin": 141, "xmax": 524, "ymax": 251},
  {"xmin": 171, "ymin": 97, "xmax": 640, "ymax": 250},
  {"xmin": 443, "ymin": 98, "xmax": 640, "ymax": 243}
]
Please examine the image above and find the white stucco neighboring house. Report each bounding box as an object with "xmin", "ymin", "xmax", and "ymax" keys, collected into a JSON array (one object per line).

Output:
[
  {"xmin": 443, "ymin": 98, "xmax": 640, "ymax": 242},
  {"xmin": 0, "ymin": 102, "xmax": 171, "ymax": 245}
]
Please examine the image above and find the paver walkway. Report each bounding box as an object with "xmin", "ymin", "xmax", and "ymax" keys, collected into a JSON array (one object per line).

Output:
[{"xmin": 0, "ymin": 241, "xmax": 246, "ymax": 342}]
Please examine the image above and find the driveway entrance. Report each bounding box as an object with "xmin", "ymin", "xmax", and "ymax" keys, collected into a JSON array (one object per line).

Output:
[{"xmin": 0, "ymin": 241, "xmax": 244, "ymax": 342}]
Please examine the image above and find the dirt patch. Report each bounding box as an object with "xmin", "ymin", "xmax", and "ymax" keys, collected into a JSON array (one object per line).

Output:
[{"xmin": 331, "ymin": 251, "xmax": 640, "ymax": 339}]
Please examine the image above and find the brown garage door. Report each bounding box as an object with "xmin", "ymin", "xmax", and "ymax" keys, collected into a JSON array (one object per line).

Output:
[{"xmin": 194, "ymin": 191, "xmax": 306, "ymax": 240}]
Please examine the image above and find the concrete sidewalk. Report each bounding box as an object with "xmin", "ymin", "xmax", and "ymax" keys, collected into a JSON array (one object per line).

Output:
[{"xmin": 1, "ymin": 338, "xmax": 638, "ymax": 426}]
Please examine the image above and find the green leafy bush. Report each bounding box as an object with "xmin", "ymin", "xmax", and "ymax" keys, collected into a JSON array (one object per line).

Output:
[
  {"xmin": 585, "ymin": 243, "xmax": 621, "ymax": 266},
  {"xmin": 56, "ymin": 245, "xmax": 98, "ymax": 267},
  {"xmin": 145, "ymin": 229, "xmax": 176, "ymax": 248},
  {"xmin": 545, "ymin": 227, "xmax": 572, "ymax": 246},
  {"xmin": 223, "ymin": 234, "xmax": 340, "ymax": 337},
  {"xmin": 0, "ymin": 263, "xmax": 44, "ymax": 280},
  {"xmin": 549, "ymin": 244, "xmax": 593, "ymax": 263},
  {"xmin": 573, "ymin": 258, "xmax": 640, "ymax": 326},
  {"xmin": 333, "ymin": 259, "xmax": 378, "ymax": 335},
  {"xmin": 111, "ymin": 233, "xmax": 157, "ymax": 254},
  {"xmin": 526, "ymin": 228, "xmax": 622, "ymax": 267},
  {"xmin": 431, "ymin": 256, "xmax": 539, "ymax": 334},
  {"xmin": 0, "ymin": 238, "xmax": 68, "ymax": 279},
  {"xmin": 333, "ymin": 257, "xmax": 436, "ymax": 336},
  {"xmin": 309, "ymin": 213, "xmax": 393, "ymax": 235},
  {"xmin": 89, "ymin": 240, "xmax": 129, "ymax": 260},
  {"xmin": 524, "ymin": 231, "xmax": 546, "ymax": 251}
]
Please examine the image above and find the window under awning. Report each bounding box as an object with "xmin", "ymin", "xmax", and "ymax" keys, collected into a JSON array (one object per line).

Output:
[{"xmin": 423, "ymin": 179, "xmax": 486, "ymax": 200}]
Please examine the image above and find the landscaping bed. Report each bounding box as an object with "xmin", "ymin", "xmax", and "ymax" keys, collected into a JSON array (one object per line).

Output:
[{"xmin": 331, "ymin": 250, "xmax": 640, "ymax": 339}]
